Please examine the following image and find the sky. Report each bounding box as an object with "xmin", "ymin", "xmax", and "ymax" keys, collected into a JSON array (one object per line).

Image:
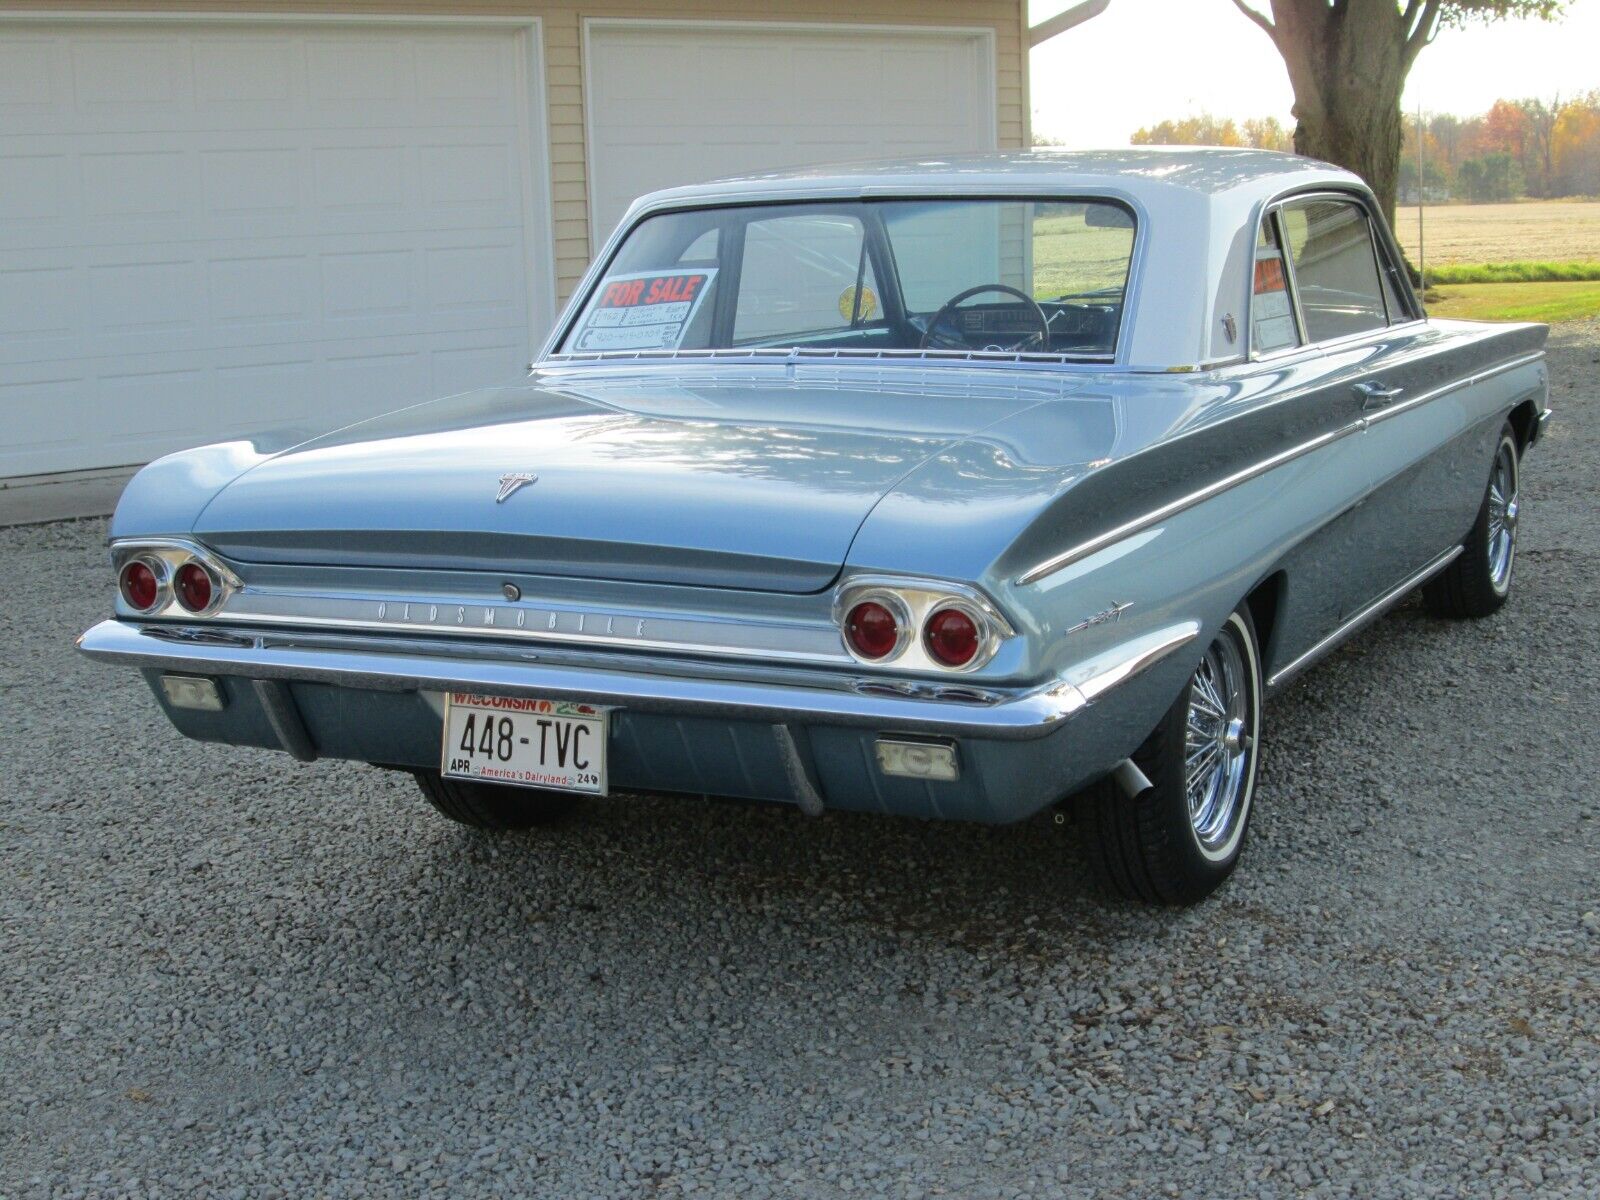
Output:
[{"xmin": 1028, "ymin": 0, "xmax": 1600, "ymax": 147}]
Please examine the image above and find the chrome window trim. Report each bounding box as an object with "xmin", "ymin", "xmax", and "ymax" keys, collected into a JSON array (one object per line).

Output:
[
  {"xmin": 540, "ymin": 189, "xmax": 1150, "ymax": 368},
  {"xmin": 1015, "ymin": 350, "xmax": 1545, "ymax": 587},
  {"xmin": 1247, "ymin": 186, "xmax": 1423, "ymax": 364}
]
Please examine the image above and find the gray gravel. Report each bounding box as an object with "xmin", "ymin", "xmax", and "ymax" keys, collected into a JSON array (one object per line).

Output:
[{"xmin": 3, "ymin": 323, "xmax": 1598, "ymax": 1200}]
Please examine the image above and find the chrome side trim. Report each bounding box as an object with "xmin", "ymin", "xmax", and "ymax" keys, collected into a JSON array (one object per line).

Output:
[
  {"xmin": 77, "ymin": 615, "xmax": 1195, "ymax": 743},
  {"xmin": 1016, "ymin": 420, "xmax": 1364, "ymax": 586},
  {"xmin": 1265, "ymin": 545, "xmax": 1463, "ymax": 689},
  {"xmin": 1072, "ymin": 622, "xmax": 1201, "ymax": 705},
  {"xmin": 1017, "ymin": 350, "xmax": 1545, "ymax": 587}
]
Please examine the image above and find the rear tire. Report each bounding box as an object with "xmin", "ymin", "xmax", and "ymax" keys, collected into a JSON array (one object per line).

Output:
[
  {"xmin": 1424, "ymin": 424, "xmax": 1519, "ymax": 620},
  {"xmin": 412, "ymin": 770, "xmax": 580, "ymax": 831},
  {"xmin": 1081, "ymin": 606, "xmax": 1263, "ymax": 905}
]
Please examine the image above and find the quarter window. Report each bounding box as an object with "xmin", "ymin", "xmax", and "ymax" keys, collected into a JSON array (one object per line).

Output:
[
  {"xmin": 1251, "ymin": 216, "xmax": 1299, "ymax": 354},
  {"xmin": 1279, "ymin": 198, "xmax": 1389, "ymax": 343}
]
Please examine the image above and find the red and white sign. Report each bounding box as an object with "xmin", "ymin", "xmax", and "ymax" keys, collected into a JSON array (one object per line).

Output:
[{"xmin": 571, "ymin": 268, "xmax": 717, "ymax": 352}]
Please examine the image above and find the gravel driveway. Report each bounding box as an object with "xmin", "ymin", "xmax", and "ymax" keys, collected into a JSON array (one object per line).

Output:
[{"xmin": 3, "ymin": 323, "xmax": 1597, "ymax": 1200}]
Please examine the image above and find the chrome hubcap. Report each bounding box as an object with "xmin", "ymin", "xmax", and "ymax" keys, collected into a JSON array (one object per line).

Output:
[
  {"xmin": 1185, "ymin": 632, "xmax": 1254, "ymax": 855},
  {"xmin": 1486, "ymin": 441, "xmax": 1518, "ymax": 592}
]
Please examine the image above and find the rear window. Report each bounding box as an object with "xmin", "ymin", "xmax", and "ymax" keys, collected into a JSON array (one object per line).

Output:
[{"xmin": 558, "ymin": 198, "xmax": 1137, "ymax": 360}]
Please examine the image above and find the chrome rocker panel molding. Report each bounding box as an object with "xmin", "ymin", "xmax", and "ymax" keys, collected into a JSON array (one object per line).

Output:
[
  {"xmin": 76, "ymin": 618, "xmax": 1200, "ymax": 743},
  {"xmin": 1265, "ymin": 545, "xmax": 1463, "ymax": 689}
]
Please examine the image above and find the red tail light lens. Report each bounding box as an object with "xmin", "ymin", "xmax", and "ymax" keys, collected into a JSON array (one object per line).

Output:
[
  {"xmin": 119, "ymin": 560, "xmax": 159, "ymax": 611},
  {"xmin": 175, "ymin": 562, "xmax": 215, "ymax": 612},
  {"xmin": 845, "ymin": 600, "xmax": 900, "ymax": 660},
  {"xmin": 925, "ymin": 606, "xmax": 980, "ymax": 667}
]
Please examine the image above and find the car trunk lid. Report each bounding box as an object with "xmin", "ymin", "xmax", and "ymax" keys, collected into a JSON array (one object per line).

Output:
[{"xmin": 192, "ymin": 371, "xmax": 1069, "ymax": 593}]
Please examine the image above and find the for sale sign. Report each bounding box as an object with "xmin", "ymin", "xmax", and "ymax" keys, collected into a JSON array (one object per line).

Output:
[{"xmin": 570, "ymin": 269, "xmax": 717, "ymax": 352}]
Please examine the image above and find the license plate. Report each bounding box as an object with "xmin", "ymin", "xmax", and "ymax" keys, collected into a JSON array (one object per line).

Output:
[{"xmin": 441, "ymin": 693, "xmax": 607, "ymax": 795}]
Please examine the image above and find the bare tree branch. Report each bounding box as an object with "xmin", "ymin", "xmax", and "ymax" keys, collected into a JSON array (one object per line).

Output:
[
  {"xmin": 1229, "ymin": 0, "xmax": 1278, "ymax": 40},
  {"xmin": 1403, "ymin": 0, "xmax": 1444, "ymax": 68}
]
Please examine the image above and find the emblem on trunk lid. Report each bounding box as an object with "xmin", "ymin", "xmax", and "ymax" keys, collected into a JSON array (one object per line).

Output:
[{"xmin": 495, "ymin": 472, "xmax": 538, "ymax": 503}]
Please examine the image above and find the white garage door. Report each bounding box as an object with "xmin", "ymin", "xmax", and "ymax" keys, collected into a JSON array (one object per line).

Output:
[
  {"xmin": 0, "ymin": 19, "xmax": 552, "ymax": 478},
  {"xmin": 583, "ymin": 21, "xmax": 996, "ymax": 248}
]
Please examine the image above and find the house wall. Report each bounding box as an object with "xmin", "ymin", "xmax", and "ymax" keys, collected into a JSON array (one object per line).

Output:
[{"xmin": 8, "ymin": 0, "xmax": 1029, "ymax": 297}]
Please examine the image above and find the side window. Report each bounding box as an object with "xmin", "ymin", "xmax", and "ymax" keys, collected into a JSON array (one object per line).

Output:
[
  {"xmin": 1252, "ymin": 216, "xmax": 1299, "ymax": 354},
  {"xmin": 733, "ymin": 213, "xmax": 879, "ymax": 344},
  {"xmin": 1280, "ymin": 198, "xmax": 1389, "ymax": 342}
]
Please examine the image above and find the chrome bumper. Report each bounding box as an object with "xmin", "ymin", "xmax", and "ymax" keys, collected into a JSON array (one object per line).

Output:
[{"xmin": 76, "ymin": 619, "xmax": 1198, "ymax": 743}]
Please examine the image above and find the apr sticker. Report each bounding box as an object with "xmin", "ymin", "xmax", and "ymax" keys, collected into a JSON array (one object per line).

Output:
[
  {"xmin": 838, "ymin": 284, "xmax": 878, "ymax": 322},
  {"xmin": 571, "ymin": 269, "xmax": 717, "ymax": 352}
]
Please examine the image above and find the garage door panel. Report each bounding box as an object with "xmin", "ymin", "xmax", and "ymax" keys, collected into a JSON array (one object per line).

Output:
[
  {"xmin": 586, "ymin": 24, "xmax": 995, "ymax": 244},
  {"xmin": 0, "ymin": 20, "xmax": 550, "ymax": 478},
  {"xmin": 0, "ymin": 36, "xmax": 56, "ymax": 110}
]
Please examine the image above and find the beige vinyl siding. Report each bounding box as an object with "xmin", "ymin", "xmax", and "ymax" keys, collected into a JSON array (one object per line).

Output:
[{"xmin": 11, "ymin": 0, "xmax": 1026, "ymax": 298}]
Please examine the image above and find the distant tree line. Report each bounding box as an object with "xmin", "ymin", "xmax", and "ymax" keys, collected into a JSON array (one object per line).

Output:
[
  {"xmin": 1404, "ymin": 93, "xmax": 1600, "ymax": 201},
  {"xmin": 1121, "ymin": 93, "xmax": 1600, "ymax": 202},
  {"xmin": 1128, "ymin": 114, "xmax": 1295, "ymax": 152}
]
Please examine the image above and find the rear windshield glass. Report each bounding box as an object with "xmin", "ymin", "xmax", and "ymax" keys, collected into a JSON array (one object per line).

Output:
[{"xmin": 557, "ymin": 198, "xmax": 1136, "ymax": 360}]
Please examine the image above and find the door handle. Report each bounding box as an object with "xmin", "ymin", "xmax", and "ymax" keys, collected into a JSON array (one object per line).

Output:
[{"xmin": 1353, "ymin": 381, "xmax": 1404, "ymax": 410}]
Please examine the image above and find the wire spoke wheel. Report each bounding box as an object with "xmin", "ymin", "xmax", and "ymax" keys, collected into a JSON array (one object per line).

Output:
[
  {"xmin": 1183, "ymin": 630, "xmax": 1255, "ymax": 856},
  {"xmin": 1423, "ymin": 423, "xmax": 1523, "ymax": 621},
  {"xmin": 1486, "ymin": 438, "xmax": 1519, "ymax": 593},
  {"xmin": 1080, "ymin": 606, "xmax": 1264, "ymax": 905}
]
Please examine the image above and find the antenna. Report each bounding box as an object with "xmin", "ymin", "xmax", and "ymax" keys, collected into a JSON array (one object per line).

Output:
[{"xmin": 1417, "ymin": 100, "xmax": 1426, "ymax": 290}]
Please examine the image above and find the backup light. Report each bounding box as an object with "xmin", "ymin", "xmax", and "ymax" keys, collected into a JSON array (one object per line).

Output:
[
  {"xmin": 160, "ymin": 674, "xmax": 224, "ymax": 712},
  {"xmin": 875, "ymin": 739, "xmax": 960, "ymax": 782}
]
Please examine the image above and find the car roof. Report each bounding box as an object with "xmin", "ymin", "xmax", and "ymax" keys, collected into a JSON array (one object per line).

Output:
[
  {"xmin": 636, "ymin": 147, "xmax": 1362, "ymax": 209},
  {"xmin": 566, "ymin": 148, "xmax": 1382, "ymax": 372}
]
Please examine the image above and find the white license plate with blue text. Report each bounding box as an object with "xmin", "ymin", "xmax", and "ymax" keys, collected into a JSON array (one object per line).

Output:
[{"xmin": 442, "ymin": 693, "xmax": 607, "ymax": 795}]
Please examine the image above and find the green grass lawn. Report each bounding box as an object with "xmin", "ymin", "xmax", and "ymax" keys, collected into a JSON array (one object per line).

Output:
[
  {"xmin": 1425, "ymin": 260, "xmax": 1600, "ymax": 284},
  {"xmin": 1427, "ymin": 280, "xmax": 1600, "ymax": 323}
]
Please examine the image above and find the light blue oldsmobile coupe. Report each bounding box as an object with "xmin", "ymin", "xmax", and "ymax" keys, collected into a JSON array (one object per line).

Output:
[{"xmin": 80, "ymin": 149, "xmax": 1550, "ymax": 904}]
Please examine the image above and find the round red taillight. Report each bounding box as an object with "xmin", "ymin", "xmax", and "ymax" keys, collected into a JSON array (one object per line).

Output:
[
  {"xmin": 175, "ymin": 562, "xmax": 214, "ymax": 613},
  {"xmin": 845, "ymin": 600, "xmax": 900, "ymax": 660},
  {"xmin": 925, "ymin": 606, "xmax": 980, "ymax": 667},
  {"xmin": 119, "ymin": 560, "xmax": 159, "ymax": 611}
]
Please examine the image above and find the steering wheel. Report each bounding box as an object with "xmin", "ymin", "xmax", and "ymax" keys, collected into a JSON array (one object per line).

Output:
[{"xmin": 919, "ymin": 283, "xmax": 1051, "ymax": 353}]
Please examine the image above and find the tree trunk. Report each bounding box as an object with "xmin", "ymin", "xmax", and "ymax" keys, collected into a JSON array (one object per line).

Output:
[{"xmin": 1265, "ymin": 0, "xmax": 1415, "ymax": 228}]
